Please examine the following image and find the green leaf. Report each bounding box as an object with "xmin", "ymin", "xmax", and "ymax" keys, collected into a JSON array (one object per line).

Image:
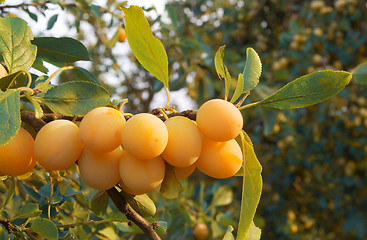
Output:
[
  {"xmin": 245, "ymin": 222, "xmax": 261, "ymax": 240},
  {"xmin": 230, "ymin": 73, "xmax": 244, "ymax": 103},
  {"xmin": 30, "ymin": 218, "xmax": 58, "ymax": 240},
  {"xmin": 122, "ymin": 5, "xmax": 169, "ymax": 87},
  {"xmin": 1, "ymin": 177, "xmax": 16, "ymax": 211},
  {"xmin": 242, "ymin": 48, "xmax": 262, "ymax": 93},
  {"xmin": 210, "ymin": 185, "xmax": 233, "ymax": 208},
  {"xmin": 122, "ymin": 193, "xmax": 156, "ymax": 217},
  {"xmin": 0, "ymin": 17, "xmax": 37, "ymax": 74},
  {"xmin": 73, "ymin": 67, "xmax": 100, "ymax": 84},
  {"xmin": 47, "ymin": 14, "xmax": 58, "ymax": 30},
  {"xmin": 88, "ymin": 190, "xmax": 109, "ymax": 216},
  {"xmin": 0, "ymin": 71, "xmax": 28, "ymax": 91},
  {"xmin": 105, "ymin": 211, "xmax": 128, "ymax": 222},
  {"xmin": 223, "ymin": 226, "xmax": 235, "ymax": 240},
  {"xmin": 13, "ymin": 203, "xmax": 42, "ymax": 220},
  {"xmin": 0, "ymin": 90, "xmax": 20, "ymax": 146},
  {"xmin": 160, "ymin": 163, "xmax": 183, "ymax": 199},
  {"xmin": 39, "ymin": 81, "xmax": 110, "ymax": 116},
  {"xmin": 352, "ymin": 61, "xmax": 367, "ymax": 84},
  {"xmin": 214, "ymin": 45, "xmax": 232, "ymax": 100},
  {"xmin": 258, "ymin": 70, "xmax": 352, "ymax": 109},
  {"xmin": 32, "ymin": 37, "xmax": 90, "ymax": 66},
  {"xmin": 237, "ymin": 131, "xmax": 262, "ymax": 240},
  {"xmin": 32, "ymin": 55, "xmax": 48, "ymax": 73}
]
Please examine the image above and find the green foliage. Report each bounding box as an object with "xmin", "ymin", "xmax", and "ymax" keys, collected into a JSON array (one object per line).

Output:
[
  {"xmin": 214, "ymin": 45, "xmax": 232, "ymax": 100},
  {"xmin": 32, "ymin": 37, "xmax": 90, "ymax": 68},
  {"xmin": 88, "ymin": 191, "xmax": 109, "ymax": 216},
  {"xmin": 257, "ymin": 70, "xmax": 352, "ymax": 109},
  {"xmin": 39, "ymin": 81, "xmax": 110, "ymax": 116},
  {"xmin": 30, "ymin": 218, "xmax": 58, "ymax": 240},
  {"xmin": 160, "ymin": 163, "xmax": 183, "ymax": 199},
  {"xmin": 0, "ymin": 90, "xmax": 20, "ymax": 145},
  {"xmin": 13, "ymin": 203, "xmax": 42, "ymax": 220},
  {"xmin": 237, "ymin": 131, "xmax": 262, "ymax": 239},
  {"xmin": 123, "ymin": 193, "xmax": 156, "ymax": 218},
  {"xmin": 0, "ymin": 17, "xmax": 37, "ymax": 74},
  {"xmin": 242, "ymin": 48, "xmax": 262, "ymax": 94},
  {"xmin": 0, "ymin": 72, "xmax": 28, "ymax": 91},
  {"xmin": 352, "ymin": 61, "xmax": 367, "ymax": 84},
  {"xmin": 0, "ymin": 1, "xmax": 364, "ymax": 240},
  {"xmin": 122, "ymin": 5, "xmax": 169, "ymax": 88},
  {"xmin": 245, "ymin": 222, "xmax": 261, "ymax": 240}
]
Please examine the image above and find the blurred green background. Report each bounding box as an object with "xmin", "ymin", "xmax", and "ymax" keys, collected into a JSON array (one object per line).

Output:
[{"xmin": 1, "ymin": 0, "xmax": 367, "ymax": 239}]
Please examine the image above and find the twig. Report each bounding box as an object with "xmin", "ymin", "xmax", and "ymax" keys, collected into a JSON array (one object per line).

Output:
[{"xmin": 106, "ymin": 188, "xmax": 161, "ymax": 240}]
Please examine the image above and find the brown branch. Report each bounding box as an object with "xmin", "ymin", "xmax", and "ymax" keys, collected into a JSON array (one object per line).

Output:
[
  {"xmin": 106, "ymin": 187, "xmax": 161, "ymax": 240},
  {"xmin": 0, "ymin": 218, "xmax": 11, "ymax": 232}
]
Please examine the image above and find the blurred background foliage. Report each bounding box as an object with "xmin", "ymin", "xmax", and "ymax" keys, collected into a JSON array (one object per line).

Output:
[{"xmin": 1, "ymin": 0, "xmax": 367, "ymax": 239}]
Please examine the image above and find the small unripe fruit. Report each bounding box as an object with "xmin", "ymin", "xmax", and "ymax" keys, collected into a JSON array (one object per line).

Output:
[
  {"xmin": 34, "ymin": 120, "xmax": 82, "ymax": 170},
  {"xmin": 78, "ymin": 147, "xmax": 122, "ymax": 190},
  {"xmin": 196, "ymin": 99, "xmax": 243, "ymax": 142},
  {"xmin": 118, "ymin": 27, "xmax": 126, "ymax": 43},
  {"xmin": 0, "ymin": 127, "xmax": 35, "ymax": 176},
  {"xmin": 119, "ymin": 151, "xmax": 165, "ymax": 195},
  {"xmin": 161, "ymin": 116, "xmax": 202, "ymax": 167},
  {"xmin": 121, "ymin": 113, "xmax": 168, "ymax": 160},
  {"xmin": 0, "ymin": 64, "xmax": 8, "ymax": 78},
  {"xmin": 196, "ymin": 136, "xmax": 243, "ymax": 179},
  {"xmin": 193, "ymin": 223, "xmax": 209, "ymax": 240},
  {"xmin": 79, "ymin": 107, "xmax": 126, "ymax": 153}
]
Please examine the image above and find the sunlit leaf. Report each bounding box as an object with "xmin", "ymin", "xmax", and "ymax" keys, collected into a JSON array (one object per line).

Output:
[
  {"xmin": 258, "ymin": 70, "xmax": 352, "ymax": 109},
  {"xmin": 123, "ymin": 193, "xmax": 156, "ymax": 217},
  {"xmin": 160, "ymin": 163, "xmax": 183, "ymax": 199},
  {"xmin": 223, "ymin": 225, "xmax": 235, "ymax": 240},
  {"xmin": 122, "ymin": 5, "xmax": 169, "ymax": 87},
  {"xmin": 242, "ymin": 48, "xmax": 262, "ymax": 93},
  {"xmin": 214, "ymin": 45, "xmax": 232, "ymax": 100},
  {"xmin": 230, "ymin": 73, "xmax": 244, "ymax": 103},
  {"xmin": 0, "ymin": 17, "xmax": 37, "ymax": 74},
  {"xmin": 210, "ymin": 185, "xmax": 233, "ymax": 208},
  {"xmin": 245, "ymin": 222, "xmax": 261, "ymax": 240},
  {"xmin": 237, "ymin": 131, "xmax": 262, "ymax": 240}
]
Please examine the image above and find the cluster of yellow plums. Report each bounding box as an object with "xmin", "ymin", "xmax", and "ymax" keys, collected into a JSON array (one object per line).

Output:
[{"xmin": 0, "ymin": 99, "xmax": 244, "ymax": 195}]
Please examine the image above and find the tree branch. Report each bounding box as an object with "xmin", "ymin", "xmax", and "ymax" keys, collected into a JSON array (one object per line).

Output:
[{"xmin": 106, "ymin": 187, "xmax": 161, "ymax": 240}]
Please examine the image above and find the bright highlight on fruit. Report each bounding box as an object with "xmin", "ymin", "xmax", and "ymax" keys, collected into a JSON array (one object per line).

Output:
[
  {"xmin": 0, "ymin": 127, "xmax": 35, "ymax": 176},
  {"xmin": 78, "ymin": 146, "xmax": 123, "ymax": 190},
  {"xmin": 119, "ymin": 151, "xmax": 165, "ymax": 195},
  {"xmin": 196, "ymin": 99, "xmax": 243, "ymax": 142},
  {"xmin": 121, "ymin": 113, "xmax": 168, "ymax": 160},
  {"xmin": 161, "ymin": 116, "xmax": 202, "ymax": 167},
  {"xmin": 79, "ymin": 107, "xmax": 126, "ymax": 153},
  {"xmin": 34, "ymin": 120, "xmax": 82, "ymax": 170},
  {"xmin": 196, "ymin": 136, "xmax": 243, "ymax": 179}
]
